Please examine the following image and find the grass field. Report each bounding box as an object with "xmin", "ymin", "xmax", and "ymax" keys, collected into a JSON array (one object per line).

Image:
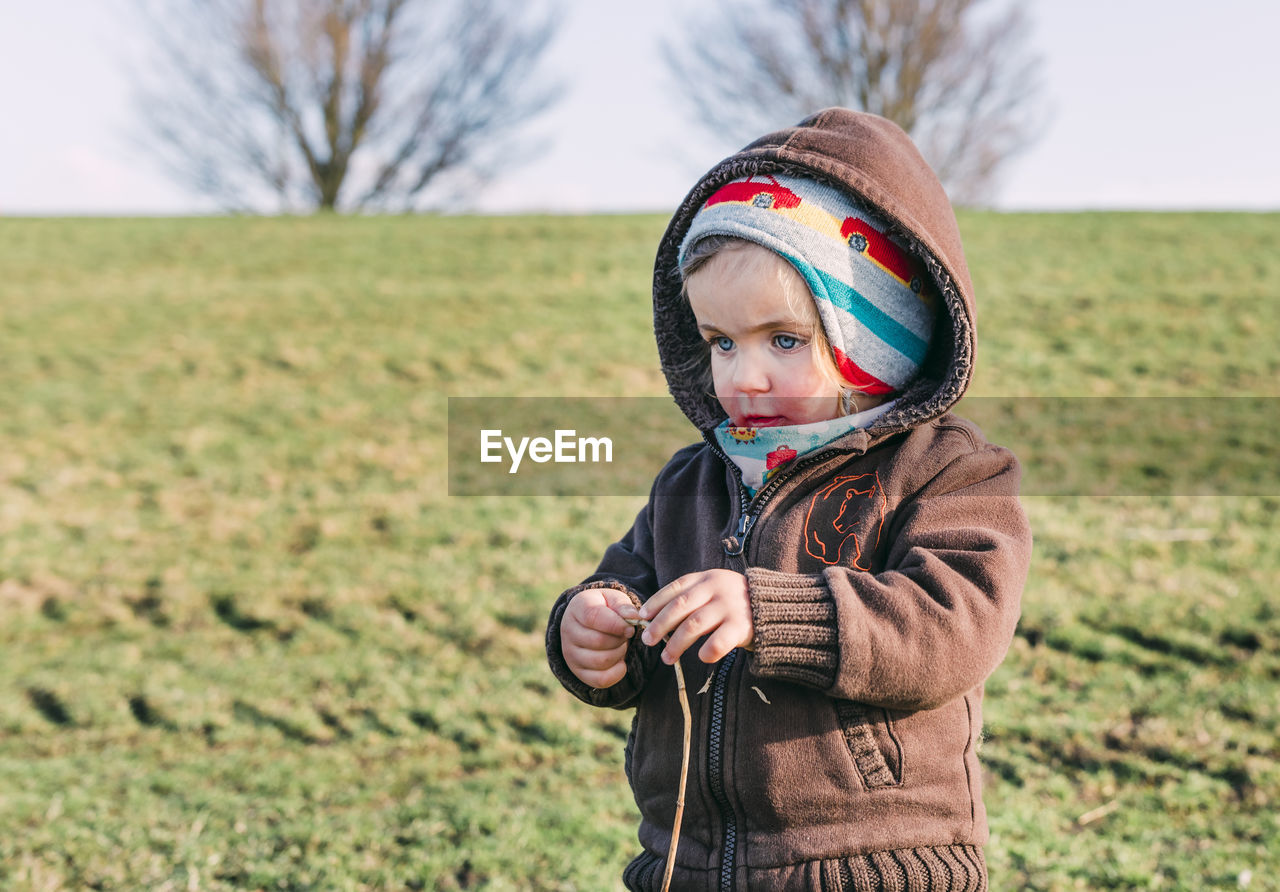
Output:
[{"xmin": 0, "ymin": 211, "xmax": 1277, "ymax": 890}]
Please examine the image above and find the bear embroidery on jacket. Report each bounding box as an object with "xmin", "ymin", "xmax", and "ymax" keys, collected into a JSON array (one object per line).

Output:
[{"xmin": 803, "ymin": 471, "xmax": 886, "ymax": 569}]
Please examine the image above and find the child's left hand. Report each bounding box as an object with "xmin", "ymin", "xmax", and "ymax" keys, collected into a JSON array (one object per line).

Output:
[{"xmin": 637, "ymin": 569, "xmax": 754, "ymax": 665}]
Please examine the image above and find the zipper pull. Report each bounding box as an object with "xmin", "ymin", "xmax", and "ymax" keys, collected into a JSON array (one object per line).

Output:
[{"xmin": 723, "ymin": 510, "xmax": 755, "ymax": 556}]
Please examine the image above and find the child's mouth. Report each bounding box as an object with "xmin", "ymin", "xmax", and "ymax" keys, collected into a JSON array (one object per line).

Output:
[{"xmin": 740, "ymin": 414, "xmax": 786, "ymax": 427}]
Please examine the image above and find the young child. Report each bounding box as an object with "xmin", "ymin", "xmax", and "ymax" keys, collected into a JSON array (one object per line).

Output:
[{"xmin": 546, "ymin": 108, "xmax": 1032, "ymax": 891}]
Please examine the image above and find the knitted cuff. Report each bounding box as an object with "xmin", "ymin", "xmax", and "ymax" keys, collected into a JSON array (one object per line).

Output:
[
  {"xmin": 546, "ymin": 580, "xmax": 648, "ymax": 709},
  {"xmin": 746, "ymin": 567, "xmax": 840, "ymax": 690},
  {"xmin": 838, "ymin": 844, "xmax": 987, "ymax": 892}
]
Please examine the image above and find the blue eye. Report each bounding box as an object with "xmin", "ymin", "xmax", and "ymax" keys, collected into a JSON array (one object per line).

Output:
[
  {"xmin": 712, "ymin": 336, "xmax": 734, "ymax": 352},
  {"xmin": 773, "ymin": 334, "xmax": 802, "ymax": 350}
]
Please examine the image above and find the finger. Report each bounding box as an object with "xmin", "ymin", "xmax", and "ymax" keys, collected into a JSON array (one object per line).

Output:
[
  {"xmin": 577, "ymin": 597, "xmax": 636, "ymax": 638},
  {"xmin": 598, "ymin": 589, "xmax": 641, "ymax": 623},
  {"xmin": 642, "ymin": 583, "xmax": 713, "ymax": 648},
  {"xmin": 573, "ymin": 659, "xmax": 629, "ymax": 690},
  {"xmin": 566, "ymin": 624, "xmax": 629, "ymax": 652},
  {"xmin": 660, "ymin": 604, "xmax": 722, "ymax": 665},
  {"xmin": 567, "ymin": 640, "xmax": 629, "ymax": 672},
  {"xmin": 697, "ymin": 617, "xmax": 751, "ymax": 664},
  {"xmin": 638, "ymin": 572, "xmax": 701, "ymax": 622}
]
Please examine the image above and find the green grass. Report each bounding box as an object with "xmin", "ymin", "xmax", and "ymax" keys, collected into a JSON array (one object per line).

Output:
[{"xmin": 0, "ymin": 211, "xmax": 1277, "ymax": 890}]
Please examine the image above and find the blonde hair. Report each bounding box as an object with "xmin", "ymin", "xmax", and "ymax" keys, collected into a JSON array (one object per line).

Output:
[{"xmin": 680, "ymin": 236, "xmax": 874, "ymax": 415}]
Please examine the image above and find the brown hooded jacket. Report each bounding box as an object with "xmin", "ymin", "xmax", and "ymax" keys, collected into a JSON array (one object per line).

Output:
[{"xmin": 546, "ymin": 108, "xmax": 1032, "ymax": 891}]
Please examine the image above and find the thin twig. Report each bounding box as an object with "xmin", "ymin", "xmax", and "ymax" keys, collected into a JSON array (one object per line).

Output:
[
  {"xmin": 625, "ymin": 617, "xmax": 690, "ymax": 892},
  {"xmin": 665, "ymin": 657, "xmax": 691, "ymax": 892},
  {"xmin": 1076, "ymin": 799, "xmax": 1120, "ymax": 827}
]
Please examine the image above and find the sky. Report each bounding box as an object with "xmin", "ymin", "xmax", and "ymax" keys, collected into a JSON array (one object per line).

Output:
[{"xmin": 1, "ymin": 0, "xmax": 1278, "ymax": 215}]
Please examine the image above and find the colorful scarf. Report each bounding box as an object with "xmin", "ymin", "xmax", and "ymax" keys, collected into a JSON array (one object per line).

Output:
[{"xmin": 713, "ymin": 401, "xmax": 895, "ymax": 496}]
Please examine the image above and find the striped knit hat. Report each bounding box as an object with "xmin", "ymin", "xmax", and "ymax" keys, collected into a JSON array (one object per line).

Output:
[{"xmin": 678, "ymin": 174, "xmax": 936, "ymax": 395}]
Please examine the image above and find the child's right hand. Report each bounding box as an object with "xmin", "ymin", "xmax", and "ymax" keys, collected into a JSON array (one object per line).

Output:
[{"xmin": 561, "ymin": 587, "xmax": 640, "ymax": 689}]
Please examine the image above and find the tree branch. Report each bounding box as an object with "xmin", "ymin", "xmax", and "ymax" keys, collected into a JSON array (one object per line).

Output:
[
  {"xmin": 663, "ymin": 0, "xmax": 1046, "ymax": 203},
  {"xmin": 129, "ymin": 0, "xmax": 563, "ymax": 212}
]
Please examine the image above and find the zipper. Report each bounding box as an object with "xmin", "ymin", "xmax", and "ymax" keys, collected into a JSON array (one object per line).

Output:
[
  {"xmin": 699, "ymin": 429, "xmax": 870, "ymax": 889},
  {"xmin": 707, "ymin": 648, "xmax": 738, "ymax": 891},
  {"xmin": 706, "ymin": 430, "xmax": 855, "ymax": 559}
]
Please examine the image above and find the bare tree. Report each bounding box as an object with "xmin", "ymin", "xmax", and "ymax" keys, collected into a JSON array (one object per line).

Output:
[
  {"xmin": 663, "ymin": 0, "xmax": 1045, "ymax": 204},
  {"xmin": 130, "ymin": 0, "xmax": 563, "ymax": 212}
]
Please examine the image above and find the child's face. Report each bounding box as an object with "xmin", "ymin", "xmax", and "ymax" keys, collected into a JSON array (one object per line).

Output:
[{"xmin": 686, "ymin": 243, "xmax": 843, "ymax": 428}]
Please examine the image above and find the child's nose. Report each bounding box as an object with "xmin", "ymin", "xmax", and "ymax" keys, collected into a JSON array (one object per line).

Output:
[{"xmin": 730, "ymin": 356, "xmax": 770, "ymax": 394}]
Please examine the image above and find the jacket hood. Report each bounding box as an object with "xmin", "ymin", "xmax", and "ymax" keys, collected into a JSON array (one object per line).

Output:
[{"xmin": 653, "ymin": 107, "xmax": 975, "ymax": 435}]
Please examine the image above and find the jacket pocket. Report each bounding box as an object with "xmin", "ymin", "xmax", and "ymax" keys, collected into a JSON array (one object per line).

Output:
[{"xmin": 833, "ymin": 700, "xmax": 903, "ymax": 789}]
